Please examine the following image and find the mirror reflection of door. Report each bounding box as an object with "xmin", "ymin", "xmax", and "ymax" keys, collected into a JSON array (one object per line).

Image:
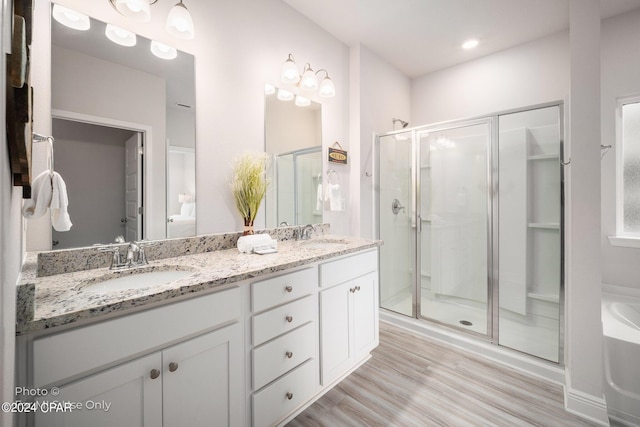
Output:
[{"xmin": 52, "ymin": 118, "xmax": 142, "ymax": 249}]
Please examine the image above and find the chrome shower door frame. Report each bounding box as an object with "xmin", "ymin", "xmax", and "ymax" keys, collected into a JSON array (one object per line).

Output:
[{"xmin": 414, "ymin": 117, "xmax": 495, "ymax": 340}]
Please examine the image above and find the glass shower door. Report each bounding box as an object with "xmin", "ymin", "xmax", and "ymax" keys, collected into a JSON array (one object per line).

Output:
[
  {"xmin": 498, "ymin": 106, "xmax": 562, "ymax": 362},
  {"xmin": 378, "ymin": 130, "xmax": 415, "ymax": 317},
  {"xmin": 418, "ymin": 121, "xmax": 492, "ymax": 335}
]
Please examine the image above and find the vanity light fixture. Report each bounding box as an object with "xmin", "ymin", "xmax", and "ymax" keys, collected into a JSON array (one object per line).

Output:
[
  {"xmin": 108, "ymin": 0, "xmax": 195, "ymax": 39},
  {"xmin": 52, "ymin": 5, "xmax": 90, "ymax": 31},
  {"xmin": 277, "ymin": 88, "xmax": 294, "ymax": 102},
  {"xmin": 279, "ymin": 53, "xmax": 335, "ymax": 98},
  {"xmin": 105, "ymin": 24, "xmax": 137, "ymax": 47},
  {"xmin": 295, "ymin": 95, "xmax": 311, "ymax": 107},
  {"xmin": 150, "ymin": 40, "xmax": 177, "ymax": 59}
]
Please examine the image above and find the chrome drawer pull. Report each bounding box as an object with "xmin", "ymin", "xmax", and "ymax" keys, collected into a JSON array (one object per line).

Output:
[
  {"xmin": 356, "ymin": 286, "xmax": 361, "ymax": 291},
  {"xmin": 285, "ymin": 351, "xmax": 293, "ymax": 359},
  {"xmin": 285, "ymin": 315, "xmax": 293, "ymax": 323},
  {"xmin": 150, "ymin": 369, "xmax": 160, "ymax": 380},
  {"xmin": 350, "ymin": 287, "xmax": 356, "ymax": 293},
  {"xmin": 285, "ymin": 285, "xmax": 293, "ymax": 293},
  {"xmin": 286, "ymin": 392, "xmax": 293, "ymax": 400},
  {"xmin": 169, "ymin": 362, "xmax": 179, "ymax": 373}
]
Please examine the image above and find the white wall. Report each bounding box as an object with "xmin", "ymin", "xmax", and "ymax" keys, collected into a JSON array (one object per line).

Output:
[
  {"xmin": 601, "ymin": 8, "xmax": 640, "ymax": 290},
  {"xmin": 411, "ymin": 31, "xmax": 569, "ymax": 124},
  {"xmin": 356, "ymin": 45, "xmax": 411, "ymax": 239},
  {"xmin": 32, "ymin": 0, "xmax": 351, "ymax": 237}
]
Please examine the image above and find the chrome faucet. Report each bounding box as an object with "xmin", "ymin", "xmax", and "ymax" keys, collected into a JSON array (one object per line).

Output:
[
  {"xmin": 301, "ymin": 224, "xmax": 314, "ymax": 240},
  {"xmin": 96, "ymin": 237, "xmax": 155, "ymax": 270}
]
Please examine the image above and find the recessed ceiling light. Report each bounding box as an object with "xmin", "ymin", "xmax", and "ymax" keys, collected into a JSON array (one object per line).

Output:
[{"xmin": 462, "ymin": 39, "xmax": 479, "ymax": 50}]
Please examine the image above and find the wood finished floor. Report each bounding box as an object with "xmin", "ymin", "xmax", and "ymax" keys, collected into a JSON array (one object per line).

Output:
[{"xmin": 287, "ymin": 322, "xmax": 595, "ymax": 427}]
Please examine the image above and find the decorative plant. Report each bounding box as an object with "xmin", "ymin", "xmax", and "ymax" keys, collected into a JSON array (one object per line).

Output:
[{"xmin": 231, "ymin": 152, "xmax": 269, "ymax": 234}]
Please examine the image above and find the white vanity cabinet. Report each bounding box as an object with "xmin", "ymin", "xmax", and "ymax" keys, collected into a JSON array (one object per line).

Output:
[
  {"xmin": 319, "ymin": 250, "xmax": 379, "ymax": 386},
  {"xmin": 249, "ymin": 267, "xmax": 319, "ymax": 427},
  {"xmin": 19, "ymin": 287, "xmax": 244, "ymax": 427}
]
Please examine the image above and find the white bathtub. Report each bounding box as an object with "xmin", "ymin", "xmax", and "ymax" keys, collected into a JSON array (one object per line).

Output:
[{"xmin": 602, "ymin": 293, "xmax": 640, "ymax": 426}]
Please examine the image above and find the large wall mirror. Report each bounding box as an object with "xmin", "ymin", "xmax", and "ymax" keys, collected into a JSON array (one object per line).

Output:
[
  {"xmin": 264, "ymin": 88, "xmax": 323, "ymax": 228},
  {"xmin": 49, "ymin": 5, "xmax": 195, "ymax": 250}
]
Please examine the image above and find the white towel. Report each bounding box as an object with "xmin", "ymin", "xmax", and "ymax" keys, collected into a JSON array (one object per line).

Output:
[
  {"xmin": 316, "ymin": 183, "xmax": 323, "ymax": 210},
  {"xmin": 51, "ymin": 172, "xmax": 72, "ymax": 231},
  {"xmin": 328, "ymin": 184, "xmax": 343, "ymax": 211},
  {"xmin": 21, "ymin": 170, "xmax": 52, "ymax": 219},
  {"xmin": 21, "ymin": 170, "xmax": 73, "ymax": 232}
]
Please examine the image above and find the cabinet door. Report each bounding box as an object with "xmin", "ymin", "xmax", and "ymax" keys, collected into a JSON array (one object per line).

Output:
[
  {"xmin": 352, "ymin": 272, "xmax": 379, "ymax": 358},
  {"xmin": 162, "ymin": 322, "xmax": 244, "ymax": 427},
  {"xmin": 319, "ymin": 281, "xmax": 351, "ymax": 386},
  {"xmin": 34, "ymin": 353, "xmax": 162, "ymax": 427}
]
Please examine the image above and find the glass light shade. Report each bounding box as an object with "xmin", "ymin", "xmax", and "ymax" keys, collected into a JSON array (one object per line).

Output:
[
  {"xmin": 105, "ymin": 24, "xmax": 137, "ymax": 47},
  {"xmin": 277, "ymin": 89, "xmax": 294, "ymax": 101},
  {"xmin": 52, "ymin": 5, "xmax": 90, "ymax": 31},
  {"xmin": 281, "ymin": 58, "xmax": 300, "ymax": 85},
  {"xmin": 295, "ymin": 95, "xmax": 311, "ymax": 107},
  {"xmin": 151, "ymin": 41, "xmax": 178, "ymax": 60},
  {"xmin": 264, "ymin": 83, "xmax": 276, "ymax": 95},
  {"xmin": 112, "ymin": 0, "xmax": 151, "ymax": 22},
  {"xmin": 300, "ymin": 66, "xmax": 318, "ymax": 91},
  {"xmin": 318, "ymin": 76, "xmax": 336, "ymax": 98},
  {"xmin": 166, "ymin": 2, "xmax": 195, "ymax": 40}
]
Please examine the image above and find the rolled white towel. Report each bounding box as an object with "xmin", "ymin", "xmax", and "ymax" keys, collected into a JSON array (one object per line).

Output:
[
  {"xmin": 22, "ymin": 170, "xmax": 52, "ymax": 219},
  {"xmin": 51, "ymin": 172, "xmax": 72, "ymax": 231},
  {"xmin": 237, "ymin": 234, "xmax": 275, "ymax": 253}
]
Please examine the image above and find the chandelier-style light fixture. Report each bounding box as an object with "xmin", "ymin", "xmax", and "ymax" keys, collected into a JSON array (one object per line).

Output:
[
  {"xmin": 279, "ymin": 53, "xmax": 335, "ymax": 99},
  {"xmin": 108, "ymin": 0, "xmax": 195, "ymax": 40}
]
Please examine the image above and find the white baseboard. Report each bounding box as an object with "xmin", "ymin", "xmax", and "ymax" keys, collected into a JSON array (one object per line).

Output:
[{"xmin": 564, "ymin": 386, "xmax": 610, "ymax": 426}]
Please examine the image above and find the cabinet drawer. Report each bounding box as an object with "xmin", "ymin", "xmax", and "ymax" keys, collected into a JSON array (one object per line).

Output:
[
  {"xmin": 319, "ymin": 249, "xmax": 378, "ymax": 288},
  {"xmin": 252, "ymin": 267, "xmax": 317, "ymax": 312},
  {"xmin": 32, "ymin": 287, "xmax": 241, "ymax": 387},
  {"xmin": 252, "ymin": 359, "xmax": 317, "ymax": 427},
  {"xmin": 252, "ymin": 322, "xmax": 315, "ymax": 390},
  {"xmin": 252, "ymin": 295, "xmax": 316, "ymax": 346}
]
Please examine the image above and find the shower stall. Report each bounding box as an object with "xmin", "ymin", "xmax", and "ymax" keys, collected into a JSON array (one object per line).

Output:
[{"xmin": 376, "ymin": 104, "xmax": 564, "ymax": 363}]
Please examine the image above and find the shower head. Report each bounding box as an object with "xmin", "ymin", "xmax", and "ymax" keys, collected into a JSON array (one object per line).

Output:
[{"xmin": 392, "ymin": 118, "xmax": 409, "ymax": 129}]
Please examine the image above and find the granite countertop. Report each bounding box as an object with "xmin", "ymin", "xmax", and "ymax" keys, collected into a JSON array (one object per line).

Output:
[{"xmin": 17, "ymin": 235, "xmax": 381, "ymax": 335}]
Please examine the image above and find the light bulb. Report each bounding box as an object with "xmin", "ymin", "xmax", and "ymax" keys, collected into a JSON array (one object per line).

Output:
[
  {"xmin": 151, "ymin": 41, "xmax": 177, "ymax": 60},
  {"xmin": 105, "ymin": 24, "xmax": 137, "ymax": 47},
  {"xmin": 281, "ymin": 55, "xmax": 300, "ymax": 85},
  {"xmin": 52, "ymin": 5, "xmax": 90, "ymax": 31},
  {"xmin": 318, "ymin": 76, "xmax": 335, "ymax": 98},
  {"xmin": 295, "ymin": 95, "xmax": 311, "ymax": 107},
  {"xmin": 277, "ymin": 89, "xmax": 294, "ymax": 101},
  {"xmin": 166, "ymin": 2, "xmax": 195, "ymax": 40},
  {"xmin": 300, "ymin": 64, "xmax": 318, "ymax": 91}
]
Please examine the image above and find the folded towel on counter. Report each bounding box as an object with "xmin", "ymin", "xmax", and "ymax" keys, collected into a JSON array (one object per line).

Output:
[
  {"xmin": 21, "ymin": 170, "xmax": 52, "ymax": 219},
  {"xmin": 51, "ymin": 172, "xmax": 72, "ymax": 231},
  {"xmin": 22, "ymin": 170, "xmax": 73, "ymax": 231},
  {"xmin": 237, "ymin": 234, "xmax": 277, "ymax": 254}
]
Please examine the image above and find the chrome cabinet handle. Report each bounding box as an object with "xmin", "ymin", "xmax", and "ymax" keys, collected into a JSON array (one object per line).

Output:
[
  {"xmin": 169, "ymin": 362, "xmax": 179, "ymax": 372},
  {"xmin": 285, "ymin": 351, "xmax": 293, "ymax": 359},
  {"xmin": 285, "ymin": 315, "xmax": 293, "ymax": 323},
  {"xmin": 285, "ymin": 285, "xmax": 293, "ymax": 293},
  {"xmin": 150, "ymin": 369, "xmax": 160, "ymax": 379},
  {"xmin": 286, "ymin": 392, "xmax": 293, "ymax": 400}
]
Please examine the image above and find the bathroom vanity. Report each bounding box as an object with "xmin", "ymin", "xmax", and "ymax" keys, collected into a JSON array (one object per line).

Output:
[{"xmin": 15, "ymin": 229, "xmax": 381, "ymax": 427}]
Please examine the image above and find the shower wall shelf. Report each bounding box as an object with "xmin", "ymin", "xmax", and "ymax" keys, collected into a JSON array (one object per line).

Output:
[{"xmin": 528, "ymin": 223, "xmax": 560, "ymax": 229}]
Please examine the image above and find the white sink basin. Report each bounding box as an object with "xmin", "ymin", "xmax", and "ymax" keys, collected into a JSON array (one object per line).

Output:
[
  {"xmin": 81, "ymin": 269, "xmax": 193, "ymax": 293},
  {"xmin": 301, "ymin": 238, "xmax": 349, "ymax": 250}
]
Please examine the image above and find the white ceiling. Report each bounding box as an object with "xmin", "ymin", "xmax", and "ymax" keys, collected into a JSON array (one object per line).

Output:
[{"xmin": 283, "ymin": 0, "xmax": 640, "ymax": 78}]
